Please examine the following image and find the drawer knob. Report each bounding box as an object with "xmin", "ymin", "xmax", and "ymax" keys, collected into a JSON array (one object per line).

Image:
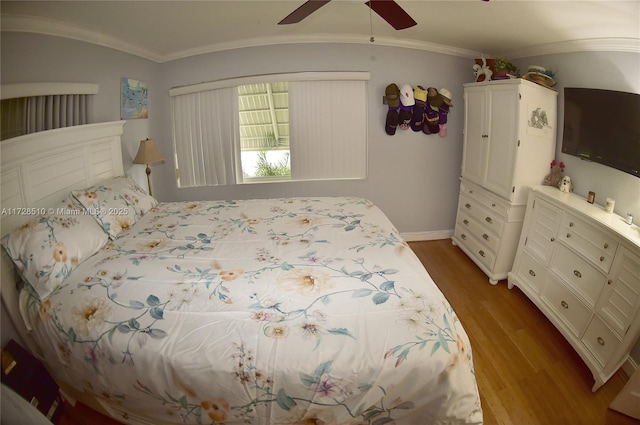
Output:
[
  {"xmin": 485, "ymin": 217, "xmax": 493, "ymax": 224},
  {"xmin": 604, "ymin": 243, "xmax": 609, "ymax": 249},
  {"xmin": 597, "ymin": 337, "xmax": 605, "ymax": 346},
  {"xmin": 569, "ymin": 222, "xmax": 574, "ymax": 227},
  {"xmin": 465, "ymin": 203, "xmax": 471, "ymax": 209},
  {"xmin": 469, "ymin": 190, "xmax": 473, "ymax": 194},
  {"xmin": 463, "ymin": 219, "xmax": 469, "ymax": 225},
  {"xmin": 574, "ymin": 270, "xmax": 582, "ymax": 278},
  {"xmin": 566, "ymin": 233, "xmax": 571, "ymax": 238},
  {"xmin": 529, "ymin": 269, "xmax": 536, "ymax": 277},
  {"xmin": 550, "ymin": 237, "xmax": 555, "ymax": 242},
  {"xmin": 482, "ymin": 233, "xmax": 490, "ymax": 241},
  {"xmin": 492, "ymin": 203, "xmax": 496, "ymax": 207},
  {"xmin": 461, "ymin": 234, "xmax": 467, "ymax": 240},
  {"xmin": 561, "ymin": 300, "xmax": 569, "ymax": 309},
  {"xmin": 600, "ymin": 256, "xmax": 605, "ymax": 262},
  {"xmin": 607, "ymin": 279, "xmax": 612, "ymax": 285},
  {"xmin": 479, "ymin": 250, "xmax": 486, "ymax": 257}
]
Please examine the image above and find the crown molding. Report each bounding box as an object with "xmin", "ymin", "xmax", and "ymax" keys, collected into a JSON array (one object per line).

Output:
[
  {"xmin": 1, "ymin": 14, "xmax": 163, "ymax": 62},
  {"xmin": 3, "ymin": 14, "xmax": 638, "ymax": 64},
  {"xmin": 501, "ymin": 38, "xmax": 640, "ymax": 59},
  {"xmin": 161, "ymin": 33, "xmax": 483, "ymax": 63}
]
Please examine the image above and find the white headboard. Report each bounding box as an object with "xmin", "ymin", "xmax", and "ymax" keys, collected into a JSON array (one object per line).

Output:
[
  {"xmin": 0, "ymin": 120, "xmax": 126, "ymax": 354},
  {"xmin": 1, "ymin": 120, "xmax": 126, "ymax": 237}
]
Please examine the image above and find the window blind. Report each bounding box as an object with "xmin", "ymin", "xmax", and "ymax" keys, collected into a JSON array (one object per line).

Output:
[
  {"xmin": 1, "ymin": 94, "xmax": 92, "ymax": 141},
  {"xmin": 171, "ymin": 88, "xmax": 239, "ymax": 187},
  {"xmin": 288, "ymin": 80, "xmax": 367, "ymax": 180}
]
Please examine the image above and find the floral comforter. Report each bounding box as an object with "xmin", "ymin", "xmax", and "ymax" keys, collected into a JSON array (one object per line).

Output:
[{"xmin": 24, "ymin": 197, "xmax": 482, "ymax": 424}]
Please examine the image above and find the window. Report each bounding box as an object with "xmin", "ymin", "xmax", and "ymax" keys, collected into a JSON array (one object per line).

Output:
[
  {"xmin": 238, "ymin": 82, "xmax": 291, "ymax": 180},
  {"xmin": 170, "ymin": 72, "xmax": 369, "ymax": 188}
]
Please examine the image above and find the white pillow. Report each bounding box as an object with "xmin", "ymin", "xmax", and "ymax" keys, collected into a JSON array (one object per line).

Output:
[
  {"xmin": 71, "ymin": 176, "xmax": 158, "ymax": 239},
  {"xmin": 1, "ymin": 198, "xmax": 109, "ymax": 300}
]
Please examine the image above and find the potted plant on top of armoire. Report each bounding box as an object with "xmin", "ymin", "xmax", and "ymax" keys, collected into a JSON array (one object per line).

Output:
[{"xmin": 493, "ymin": 58, "xmax": 520, "ymax": 79}]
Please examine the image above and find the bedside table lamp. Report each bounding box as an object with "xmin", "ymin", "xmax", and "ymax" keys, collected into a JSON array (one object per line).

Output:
[{"xmin": 133, "ymin": 138, "xmax": 165, "ymax": 196}]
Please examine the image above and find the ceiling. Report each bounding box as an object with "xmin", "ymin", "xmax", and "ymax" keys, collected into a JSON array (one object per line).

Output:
[{"xmin": 1, "ymin": 1, "xmax": 639, "ymax": 63}]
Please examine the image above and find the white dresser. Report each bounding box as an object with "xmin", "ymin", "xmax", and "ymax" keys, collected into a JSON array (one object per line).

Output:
[
  {"xmin": 453, "ymin": 79, "xmax": 558, "ymax": 283},
  {"xmin": 508, "ymin": 186, "xmax": 640, "ymax": 391}
]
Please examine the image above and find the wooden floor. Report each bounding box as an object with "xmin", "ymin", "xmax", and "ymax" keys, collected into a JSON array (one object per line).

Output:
[
  {"xmin": 409, "ymin": 239, "xmax": 639, "ymax": 425},
  {"xmin": 57, "ymin": 239, "xmax": 639, "ymax": 425}
]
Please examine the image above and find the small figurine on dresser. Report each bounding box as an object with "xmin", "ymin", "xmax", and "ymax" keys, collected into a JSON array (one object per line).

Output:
[
  {"xmin": 559, "ymin": 175, "xmax": 574, "ymax": 193},
  {"xmin": 543, "ymin": 160, "xmax": 566, "ymax": 188}
]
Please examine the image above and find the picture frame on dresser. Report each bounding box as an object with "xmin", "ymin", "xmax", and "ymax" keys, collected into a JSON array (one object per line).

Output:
[
  {"xmin": 508, "ymin": 185, "xmax": 640, "ymax": 391},
  {"xmin": 453, "ymin": 79, "xmax": 558, "ymax": 284}
]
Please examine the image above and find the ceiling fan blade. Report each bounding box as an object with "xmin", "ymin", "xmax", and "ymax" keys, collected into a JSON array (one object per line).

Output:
[
  {"xmin": 278, "ymin": 0, "xmax": 333, "ymax": 25},
  {"xmin": 365, "ymin": 1, "xmax": 417, "ymax": 30}
]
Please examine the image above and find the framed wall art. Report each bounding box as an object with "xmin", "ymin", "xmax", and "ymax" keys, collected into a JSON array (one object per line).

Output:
[{"xmin": 121, "ymin": 78, "xmax": 148, "ymax": 119}]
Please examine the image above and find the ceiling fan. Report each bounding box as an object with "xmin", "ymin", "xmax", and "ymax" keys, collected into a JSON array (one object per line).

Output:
[{"xmin": 278, "ymin": 0, "xmax": 417, "ymax": 30}]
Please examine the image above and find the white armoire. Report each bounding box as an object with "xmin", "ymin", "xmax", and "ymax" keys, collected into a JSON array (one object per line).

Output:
[{"xmin": 452, "ymin": 79, "xmax": 558, "ymax": 284}]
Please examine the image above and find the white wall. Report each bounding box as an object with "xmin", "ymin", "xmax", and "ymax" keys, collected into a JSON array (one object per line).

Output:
[
  {"xmin": 1, "ymin": 34, "xmax": 472, "ymax": 236},
  {"xmin": 155, "ymin": 43, "xmax": 471, "ymax": 236},
  {"xmin": 514, "ymin": 51, "xmax": 640, "ymax": 220},
  {"xmin": 0, "ymin": 32, "xmax": 160, "ymax": 192}
]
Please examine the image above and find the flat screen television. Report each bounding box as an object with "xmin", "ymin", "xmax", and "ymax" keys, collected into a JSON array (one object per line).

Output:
[{"xmin": 562, "ymin": 87, "xmax": 640, "ymax": 177}]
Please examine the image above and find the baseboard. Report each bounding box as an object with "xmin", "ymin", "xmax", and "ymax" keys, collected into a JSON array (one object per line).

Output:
[
  {"xmin": 401, "ymin": 229, "xmax": 453, "ymax": 242},
  {"xmin": 622, "ymin": 356, "xmax": 638, "ymax": 378}
]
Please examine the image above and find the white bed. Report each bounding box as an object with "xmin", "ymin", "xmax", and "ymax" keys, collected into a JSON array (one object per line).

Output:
[{"xmin": 1, "ymin": 122, "xmax": 483, "ymax": 425}]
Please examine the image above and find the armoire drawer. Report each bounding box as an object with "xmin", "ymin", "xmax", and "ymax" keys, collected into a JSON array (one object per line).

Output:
[
  {"xmin": 454, "ymin": 225, "xmax": 497, "ymax": 271},
  {"xmin": 541, "ymin": 275, "xmax": 592, "ymax": 337},
  {"xmin": 550, "ymin": 244, "xmax": 606, "ymax": 307},
  {"xmin": 582, "ymin": 316, "xmax": 622, "ymax": 367},
  {"xmin": 458, "ymin": 194, "xmax": 505, "ymax": 236},
  {"xmin": 459, "ymin": 180, "xmax": 509, "ymax": 218},
  {"xmin": 560, "ymin": 213, "xmax": 618, "ymax": 274},
  {"xmin": 456, "ymin": 209, "xmax": 501, "ymax": 253},
  {"xmin": 513, "ymin": 251, "xmax": 547, "ymax": 294}
]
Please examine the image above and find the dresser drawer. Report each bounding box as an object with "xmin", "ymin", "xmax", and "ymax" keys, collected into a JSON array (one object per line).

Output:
[
  {"xmin": 560, "ymin": 213, "xmax": 618, "ymax": 274},
  {"xmin": 597, "ymin": 246, "xmax": 640, "ymax": 338},
  {"xmin": 454, "ymin": 225, "xmax": 497, "ymax": 271},
  {"xmin": 459, "ymin": 180, "xmax": 509, "ymax": 218},
  {"xmin": 457, "ymin": 208, "xmax": 501, "ymax": 253},
  {"xmin": 551, "ymin": 244, "xmax": 606, "ymax": 307},
  {"xmin": 582, "ymin": 316, "xmax": 622, "ymax": 367},
  {"xmin": 513, "ymin": 251, "xmax": 548, "ymax": 294},
  {"xmin": 458, "ymin": 193, "xmax": 505, "ymax": 236},
  {"xmin": 541, "ymin": 275, "xmax": 592, "ymax": 337},
  {"xmin": 522, "ymin": 197, "xmax": 562, "ymax": 266}
]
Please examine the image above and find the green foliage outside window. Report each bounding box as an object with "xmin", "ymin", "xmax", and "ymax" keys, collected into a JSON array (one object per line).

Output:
[{"xmin": 254, "ymin": 151, "xmax": 291, "ymax": 177}]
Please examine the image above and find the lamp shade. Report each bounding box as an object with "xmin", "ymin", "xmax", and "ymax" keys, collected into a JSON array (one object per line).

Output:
[{"xmin": 133, "ymin": 138, "xmax": 164, "ymax": 165}]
